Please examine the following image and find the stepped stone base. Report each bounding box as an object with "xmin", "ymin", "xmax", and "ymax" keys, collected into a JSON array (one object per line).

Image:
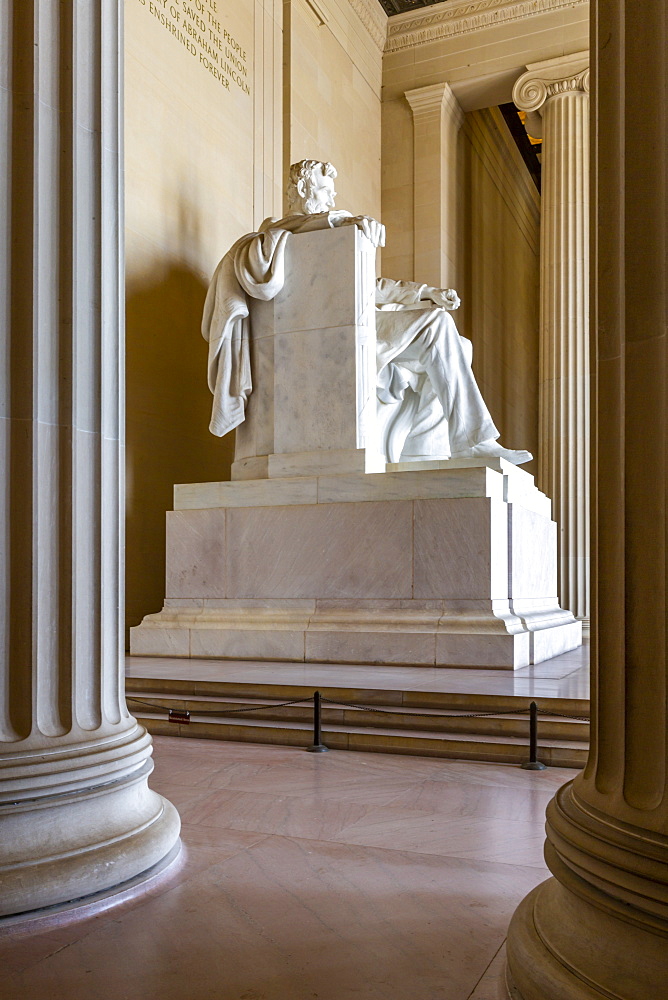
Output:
[{"xmin": 131, "ymin": 460, "xmax": 582, "ymax": 670}]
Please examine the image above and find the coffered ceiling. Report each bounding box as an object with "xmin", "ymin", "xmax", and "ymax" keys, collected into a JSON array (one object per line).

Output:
[{"xmin": 377, "ymin": 0, "xmax": 445, "ymax": 14}]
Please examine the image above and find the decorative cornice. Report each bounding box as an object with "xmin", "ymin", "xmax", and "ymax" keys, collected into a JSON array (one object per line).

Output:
[
  {"xmin": 348, "ymin": 0, "xmax": 388, "ymax": 52},
  {"xmin": 386, "ymin": 0, "xmax": 588, "ymax": 53},
  {"xmin": 513, "ymin": 53, "xmax": 590, "ymax": 112}
]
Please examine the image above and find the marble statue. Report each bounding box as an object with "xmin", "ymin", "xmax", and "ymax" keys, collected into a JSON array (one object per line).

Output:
[{"xmin": 202, "ymin": 159, "xmax": 532, "ymax": 465}]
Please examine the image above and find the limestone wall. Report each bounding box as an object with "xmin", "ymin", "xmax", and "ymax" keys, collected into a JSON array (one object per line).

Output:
[
  {"xmin": 124, "ymin": 0, "xmax": 385, "ymax": 637},
  {"xmin": 379, "ymin": 2, "xmax": 588, "ymax": 472},
  {"xmin": 125, "ymin": 0, "xmax": 573, "ymax": 636},
  {"xmin": 124, "ymin": 0, "xmax": 282, "ymax": 636},
  {"xmin": 459, "ymin": 107, "xmax": 540, "ymax": 466},
  {"xmin": 283, "ymin": 0, "xmax": 385, "ymax": 218},
  {"xmin": 381, "ymin": 98, "xmax": 540, "ymax": 468}
]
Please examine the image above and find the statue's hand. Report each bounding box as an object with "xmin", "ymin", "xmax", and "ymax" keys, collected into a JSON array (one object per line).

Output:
[
  {"xmin": 427, "ymin": 287, "xmax": 461, "ymax": 311},
  {"xmin": 339, "ymin": 215, "xmax": 386, "ymax": 248}
]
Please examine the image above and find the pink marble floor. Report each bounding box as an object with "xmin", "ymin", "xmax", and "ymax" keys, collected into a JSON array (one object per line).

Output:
[{"xmin": 0, "ymin": 737, "xmax": 572, "ymax": 1000}]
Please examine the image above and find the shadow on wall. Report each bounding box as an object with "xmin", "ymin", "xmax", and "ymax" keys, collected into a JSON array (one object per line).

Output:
[
  {"xmin": 125, "ymin": 251, "xmax": 234, "ymax": 646},
  {"xmin": 458, "ymin": 109, "xmax": 540, "ymax": 478}
]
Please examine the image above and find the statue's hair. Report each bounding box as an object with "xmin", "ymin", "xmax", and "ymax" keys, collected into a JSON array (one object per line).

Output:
[{"xmin": 287, "ymin": 159, "xmax": 337, "ymax": 213}]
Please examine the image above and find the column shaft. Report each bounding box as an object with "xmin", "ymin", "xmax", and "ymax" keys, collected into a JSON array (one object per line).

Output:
[
  {"xmin": 541, "ymin": 90, "xmax": 590, "ymax": 626},
  {"xmin": 588, "ymin": 0, "xmax": 667, "ymax": 816},
  {"xmin": 0, "ymin": 0, "xmax": 179, "ymax": 916},
  {"xmin": 506, "ymin": 9, "xmax": 668, "ymax": 998},
  {"xmin": 514, "ymin": 53, "xmax": 590, "ymax": 625}
]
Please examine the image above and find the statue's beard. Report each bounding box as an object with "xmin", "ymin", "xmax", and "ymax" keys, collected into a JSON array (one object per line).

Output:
[
  {"xmin": 286, "ymin": 190, "xmax": 323, "ymax": 215},
  {"xmin": 302, "ymin": 193, "xmax": 323, "ymax": 215}
]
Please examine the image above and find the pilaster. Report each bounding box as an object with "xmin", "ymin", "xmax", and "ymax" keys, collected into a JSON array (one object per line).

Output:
[{"xmin": 405, "ymin": 82, "xmax": 464, "ymax": 288}]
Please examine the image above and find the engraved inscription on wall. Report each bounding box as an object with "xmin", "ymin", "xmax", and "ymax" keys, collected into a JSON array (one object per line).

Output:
[{"xmin": 137, "ymin": 0, "xmax": 251, "ymax": 95}]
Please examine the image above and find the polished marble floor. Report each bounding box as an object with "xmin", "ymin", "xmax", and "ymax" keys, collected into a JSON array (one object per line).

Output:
[
  {"xmin": 126, "ymin": 640, "xmax": 590, "ymax": 701},
  {"xmin": 1, "ymin": 737, "xmax": 573, "ymax": 999}
]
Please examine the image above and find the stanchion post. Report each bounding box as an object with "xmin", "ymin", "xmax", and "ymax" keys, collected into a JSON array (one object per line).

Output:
[
  {"xmin": 521, "ymin": 701, "xmax": 546, "ymax": 770},
  {"xmin": 306, "ymin": 691, "xmax": 328, "ymax": 753}
]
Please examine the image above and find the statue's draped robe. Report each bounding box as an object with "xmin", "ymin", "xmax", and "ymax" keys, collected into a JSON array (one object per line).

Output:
[
  {"xmin": 202, "ymin": 213, "xmax": 499, "ymax": 460},
  {"xmin": 374, "ymin": 279, "xmax": 498, "ymax": 460},
  {"xmin": 202, "ymin": 211, "xmax": 350, "ymax": 438}
]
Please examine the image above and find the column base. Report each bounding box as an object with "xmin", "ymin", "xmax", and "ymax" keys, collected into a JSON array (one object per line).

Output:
[
  {"xmin": 0, "ymin": 840, "xmax": 183, "ymax": 927},
  {"xmin": 507, "ymin": 877, "xmax": 668, "ymax": 999},
  {"xmin": 506, "ymin": 781, "xmax": 668, "ymax": 1000},
  {"xmin": 0, "ymin": 758, "xmax": 181, "ymax": 918}
]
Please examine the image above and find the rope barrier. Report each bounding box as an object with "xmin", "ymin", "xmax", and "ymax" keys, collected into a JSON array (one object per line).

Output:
[
  {"xmin": 128, "ymin": 690, "xmax": 589, "ymax": 768},
  {"xmin": 127, "ymin": 696, "xmax": 314, "ymax": 716},
  {"xmin": 320, "ymin": 695, "xmax": 532, "ymax": 720},
  {"xmin": 128, "ymin": 694, "xmax": 588, "ymax": 723},
  {"xmin": 537, "ymin": 710, "xmax": 590, "ymax": 722}
]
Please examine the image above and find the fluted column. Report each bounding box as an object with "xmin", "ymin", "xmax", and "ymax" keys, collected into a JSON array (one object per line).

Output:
[
  {"xmin": 405, "ymin": 82, "xmax": 463, "ymax": 288},
  {"xmin": 0, "ymin": 0, "xmax": 180, "ymax": 916},
  {"xmin": 506, "ymin": 5, "xmax": 668, "ymax": 998},
  {"xmin": 514, "ymin": 52, "xmax": 590, "ymax": 627}
]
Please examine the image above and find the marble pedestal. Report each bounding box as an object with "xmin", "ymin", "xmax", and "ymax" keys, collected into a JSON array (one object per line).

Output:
[{"xmin": 131, "ymin": 459, "xmax": 581, "ymax": 670}]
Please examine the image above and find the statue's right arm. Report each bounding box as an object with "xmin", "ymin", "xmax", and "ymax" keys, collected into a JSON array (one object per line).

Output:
[
  {"xmin": 260, "ymin": 211, "xmax": 384, "ymax": 247},
  {"xmin": 258, "ymin": 211, "xmax": 351, "ymax": 236},
  {"xmin": 294, "ymin": 210, "xmax": 353, "ymax": 233}
]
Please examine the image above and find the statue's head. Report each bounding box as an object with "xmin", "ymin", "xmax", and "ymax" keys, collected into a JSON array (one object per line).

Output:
[{"xmin": 287, "ymin": 159, "xmax": 337, "ymax": 215}]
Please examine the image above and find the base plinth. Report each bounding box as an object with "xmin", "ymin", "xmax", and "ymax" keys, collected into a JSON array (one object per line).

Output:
[
  {"xmin": 507, "ymin": 778, "xmax": 668, "ymax": 998},
  {"xmin": 131, "ymin": 462, "xmax": 581, "ymax": 670},
  {"xmin": 0, "ymin": 738, "xmax": 181, "ymax": 918},
  {"xmin": 506, "ymin": 876, "xmax": 668, "ymax": 999}
]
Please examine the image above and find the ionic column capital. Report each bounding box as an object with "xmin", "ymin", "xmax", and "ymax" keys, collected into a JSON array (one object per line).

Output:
[{"xmin": 513, "ymin": 50, "xmax": 590, "ymax": 116}]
